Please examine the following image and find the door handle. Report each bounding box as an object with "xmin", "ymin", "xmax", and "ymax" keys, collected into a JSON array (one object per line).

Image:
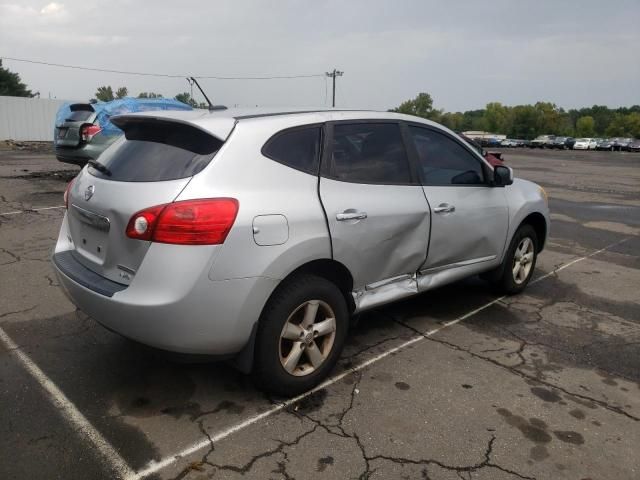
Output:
[
  {"xmin": 433, "ymin": 204, "xmax": 455, "ymax": 214},
  {"xmin": 336, "ymin": 211, "xmax": 368, "ymax": 221}
]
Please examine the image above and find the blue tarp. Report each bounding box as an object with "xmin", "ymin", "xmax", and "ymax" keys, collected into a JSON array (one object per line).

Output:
[{"xmin": 55, "ymin": 97, "xmax": 192, "ymax": 138}]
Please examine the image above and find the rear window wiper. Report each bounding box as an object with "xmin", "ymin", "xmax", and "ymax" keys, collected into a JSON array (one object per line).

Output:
[{"xmin": 87, "ymin": 159, "xmax": 112, "ymax": 176}]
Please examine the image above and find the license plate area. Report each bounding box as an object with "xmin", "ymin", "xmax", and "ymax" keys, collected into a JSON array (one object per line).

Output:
[{"xmin": 70, "ymin": 204, "xmax": 110, "ymax": 263}]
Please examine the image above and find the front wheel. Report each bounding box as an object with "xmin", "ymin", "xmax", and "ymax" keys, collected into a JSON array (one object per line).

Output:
[
  {"xmin": 253, "ymin": 274, "xmax": 349, "ymax": 396},
  {"xmin": 487, "ymin": 225, "xmax": 538, "ymax": 295}
]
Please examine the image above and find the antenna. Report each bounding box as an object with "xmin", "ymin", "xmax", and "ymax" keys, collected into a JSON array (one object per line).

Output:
[{"xmin": 189, "ymin": 77, "xmax": 214, "ymax": 111}]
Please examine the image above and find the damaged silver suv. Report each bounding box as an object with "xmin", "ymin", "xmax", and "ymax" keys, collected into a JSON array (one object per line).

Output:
[{"xmin": 53, "ymin": 108, "xmax": 550, "ymax": 395}]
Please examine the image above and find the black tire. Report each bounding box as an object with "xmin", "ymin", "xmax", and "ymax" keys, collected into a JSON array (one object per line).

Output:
[
  {"xmin": 486, "ymin": 224, "xmax": 538, "ymax": 295},
  {"xmin": 252, "ymin": 274, "xmax": 349, "ymax": 396}
]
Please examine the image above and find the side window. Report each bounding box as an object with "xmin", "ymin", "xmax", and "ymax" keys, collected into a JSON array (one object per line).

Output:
[
  {"xmin": 409, "ymin": 126, "xmax": 485, "ymax": 186},
  {"xmin": 328, "ymin": 123, "xmax": 412, "ymax": 184},
  {"xmin": 263, "ymin": 127, "xmax": 321, "ymax": 174}
]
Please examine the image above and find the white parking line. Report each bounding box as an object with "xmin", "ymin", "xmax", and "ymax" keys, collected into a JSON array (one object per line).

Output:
[
  {"xmin": 0, "ymin": 205, "xmax": 65, "ymax": 216},
  {"xmin": 128, "ymin": 237, "xmax": 630, "ymax": 480},
  {"xmin": 0, "ymin": 327, "xmax": 135, "ymax": 479}
]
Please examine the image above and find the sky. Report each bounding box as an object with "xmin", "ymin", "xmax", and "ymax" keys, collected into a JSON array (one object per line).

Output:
[{"xmin": 1, "ymin": 0, "xmax": 639, "ymax": 112}]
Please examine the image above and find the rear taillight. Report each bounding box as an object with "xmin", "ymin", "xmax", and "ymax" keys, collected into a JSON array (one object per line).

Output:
[
  {"xmin": 81, "ymin": 124, "xmax": 101, "ymax": 142},
  {"xmin": 126, "ymin": 198, "xmax": 239, "ymax": 245},
  {"xmin": 64, "ymin": 178, "xmax": 75, "ymax": 209}
]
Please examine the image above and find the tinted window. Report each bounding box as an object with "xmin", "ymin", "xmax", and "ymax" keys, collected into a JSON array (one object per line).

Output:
[
  {"xmin": 328, "ymin": 123, "xmax": 411, "ymax": 184},
  {"xmin": 66, "ymin": 111, "xmax": 94, "ymax": 122},
  {"xmin": 263, "ymin": 127, "xmax": 321, "ymax": 174},
  {"xmin": 88, "ymin": 121, "xmax": 222, "ymax": 182},
  {"xmin": 409, "ymin": 127, "xmax": 485, "ymax": 186}
]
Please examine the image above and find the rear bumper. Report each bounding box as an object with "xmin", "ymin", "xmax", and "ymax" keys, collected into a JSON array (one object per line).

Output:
[{"xmin": 52, "ymin": 229, "xmax": 279, "ymax": 355}]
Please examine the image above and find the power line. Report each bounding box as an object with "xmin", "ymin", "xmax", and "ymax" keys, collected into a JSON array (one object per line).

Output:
[{"xmin": 0, "ymin": 56, "xmax": 326, "ymax": 80}]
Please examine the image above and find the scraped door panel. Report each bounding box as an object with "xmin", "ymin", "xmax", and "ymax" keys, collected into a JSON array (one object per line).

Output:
[
  {"xmin": 319, "ymin": 122, "xmax": 431, "ymax": 290},
  {"xmin": 320, "ymin": 178, "xmax": 430, "ymax": 289}
]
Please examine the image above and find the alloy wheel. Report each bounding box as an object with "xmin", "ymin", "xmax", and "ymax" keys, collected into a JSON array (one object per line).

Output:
[
  {"xmin": 279, "ymin": 300, "xmax": 337, "ymax": 376},
  {"xmin": 512, "ymin": 237, "xmax": 535, "ymax": 285}
]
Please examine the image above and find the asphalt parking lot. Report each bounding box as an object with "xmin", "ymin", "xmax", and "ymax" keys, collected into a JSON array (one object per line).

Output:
[{"xmin": 1, "ymin": 147, "xmax": 639, "ymax": 480}]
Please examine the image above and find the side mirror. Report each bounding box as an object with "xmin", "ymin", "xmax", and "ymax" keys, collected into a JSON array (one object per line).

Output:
[{"xmin": 493, "ymin": 165, "xmax": 514, "ymax": 186}]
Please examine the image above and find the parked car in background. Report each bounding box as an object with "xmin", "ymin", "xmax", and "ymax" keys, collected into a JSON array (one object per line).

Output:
[
  {"xmin": 573, "ymin": 138, "xmax": 598, "ymax": 150},
  {"xmin": 530, "ymin": 135, "xmax": 555, "ymax": 148},
  {"xmin": 613, "ymin": 138, "xmax": 634, "ymax": 151},
  {"xmin": 516, "ymin": 139, "xmax": 530, "ymax": 148},
  {"xmin": 54, "ymin": 98, "xmax": 192, "ymax": 166},
  {"xmin": 550, "ymin": 136, "xmax": 575, "ymax": 149},
  {"xmin": 564, "ymin": 137, "xmax": 576, "ymax": 149},
  {"xmin": 627, "ymin": 139, "xmax": 640, "ymax": 152},
  {"xmin": 500, "ymin": 139, "xmax": 518, "ymax": 148},
  {"xmin": 459, "ymin": 134, "xmax": 505, "ymax": 166},
  {"xmin": 53, "ymin": 108, "xmax": 549, "ymax": 394},
  {"xmin": 596, "ymin": 139, "xmax": 615, "ymax": 150}
]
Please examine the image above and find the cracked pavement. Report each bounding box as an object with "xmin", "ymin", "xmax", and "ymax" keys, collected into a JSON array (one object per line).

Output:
[{"xmin": 1, "ymin": 148, "xmax": 639, "ymax": 479}]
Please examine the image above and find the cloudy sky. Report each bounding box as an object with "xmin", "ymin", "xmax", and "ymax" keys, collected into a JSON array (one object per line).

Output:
[{"xmin": 1, "ymin": 0, "xmax": 638, "ymax": 112}]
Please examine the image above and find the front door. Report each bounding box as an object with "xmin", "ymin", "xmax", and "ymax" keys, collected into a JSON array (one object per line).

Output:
[
  {"xmin": 319, "ymin": 122, "xmax": 430, "ymax": 290},
  {"xmin": 406, "ymin": 125, "xmax": 509, "ymax": 272}
]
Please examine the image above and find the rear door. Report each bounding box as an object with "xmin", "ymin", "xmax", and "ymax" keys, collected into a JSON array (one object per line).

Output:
[
  {"xmin": 406, "ymin": 125, "xmax": 509, "ymax": 274},
  {"xmin": 66, "ymin": 118, "xmax": 224, "ymax": 284},
  {"xmin": 55, "ymin": 104, "xmax": 97, "ymax": 147},
  {"xmin": 319, "ymin": 122, "xmax": 430, "ymax": 289}
]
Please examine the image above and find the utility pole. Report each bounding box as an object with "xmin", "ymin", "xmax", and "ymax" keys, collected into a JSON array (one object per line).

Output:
[{"xmin": 325, "ymin": 69, "xmax": 343, "ymax": 107}]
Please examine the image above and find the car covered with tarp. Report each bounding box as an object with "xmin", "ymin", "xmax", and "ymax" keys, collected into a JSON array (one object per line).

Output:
[{"xmin": 54, "ymin": 97, "xmax": 192, "ymax": 166}]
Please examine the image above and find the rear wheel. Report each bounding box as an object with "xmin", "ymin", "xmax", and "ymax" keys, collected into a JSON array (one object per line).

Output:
[
  {"xmin": 487, "ymin": 225, "xmax": 538, "ymax": 295},
  {"xmin": 253, "ymin": 274, "xmax": 348, "ymax": 396}
]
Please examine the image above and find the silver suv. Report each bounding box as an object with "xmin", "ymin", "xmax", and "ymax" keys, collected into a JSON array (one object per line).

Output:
[{"xmin": 53, "ymin": 108, "xmax": 550, "ymax": 395}]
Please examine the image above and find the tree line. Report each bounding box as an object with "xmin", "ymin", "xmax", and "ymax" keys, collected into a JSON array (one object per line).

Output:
[
  {"xmin": 2, "ymin": 61, "xmax": 638, "ymax": 137},
  {"xmin": 391, "ymin": 93, "xmax": 640, "ymax": 139}
]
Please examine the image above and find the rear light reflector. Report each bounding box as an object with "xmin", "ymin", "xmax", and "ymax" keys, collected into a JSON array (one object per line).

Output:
[
  {"xmin": 63, "ymin": 178, "xmax": 75, "ymax": 209},
  {"xmin": 126, "ymin": 198, "xmax": 239, "ymax": 245},
  {"xmin": 81, "ymin": 124, "xmax": 102, "ymax": 142}
]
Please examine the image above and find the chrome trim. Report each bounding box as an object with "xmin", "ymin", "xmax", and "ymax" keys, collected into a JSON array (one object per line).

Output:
[
  {"xmin": 419, "ymin": 255, "xmax": 497, "ymax": 275},
  {"xmin": 336, "ymin": 211, "xmax": 368, "ymax": 221},
  {"xmin": 70, "ymin": 204, "xmax": 110, "ymax": 232}
]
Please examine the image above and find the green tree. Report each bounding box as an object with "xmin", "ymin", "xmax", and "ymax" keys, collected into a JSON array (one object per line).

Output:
[
  {"xmin": 94, "ymin": 85, "xmax": 128, "ymax": 102},
  {"xmin": 115, "ymin": 87, "xmax": 128, "ymax": 99},
  {"xmin": 606, "ymin": 113, "xmax": 640, "ymax": 137},
  {"xmin": 575, "ymin": 116, "xmax": 595, "ymax": 137},
  {"xmin": 391, "ymin": 92, "xmax": 442, "ymax": 121},
  {"xmin": 510, "ymin": 105, "xmax": 539, "ymax": 139},
  {"xmin": 439, "ymin": 112, "xmax": 465, "ymax": 131},
  {"xmin": 174, "ymin": 92, "xmax": 207, "ymax": 109},
  {"xmin": 484, "ymin": 102, "xmax": 511, "ymax": 134},
  {"xmin": 534, "ymin": 102, "xmax": 562, "ymax": 134},
  {"xmin": 137, "ymin": 92, "xmax": 163, "ymax": 98},
  {"xmin": 0, "ymin": 59, "xmax": 34, "ymax": 97},
  {"xmin": 94, "ymin": 86, "xmax": 114, "ymax": 102}
]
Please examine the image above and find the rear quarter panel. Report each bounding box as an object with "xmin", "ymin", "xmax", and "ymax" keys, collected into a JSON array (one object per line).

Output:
[{"xmin": 176, "ymin": 119, "xmax": 332, "ymax": 282}]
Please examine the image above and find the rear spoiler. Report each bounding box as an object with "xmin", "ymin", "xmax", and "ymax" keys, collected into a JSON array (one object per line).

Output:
[{"xmin": 111, "ymin": 114, "xmax": 236, "ymax": 141}]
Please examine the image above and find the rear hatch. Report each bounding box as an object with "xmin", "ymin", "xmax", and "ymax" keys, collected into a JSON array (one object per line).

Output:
[
  {"xmin": 66, "ymin": 116, "xmax": 225, "ymax": 285},
  {"xmin": 55, "ymin": 104, "xmax": 97, "ymax": 147}
]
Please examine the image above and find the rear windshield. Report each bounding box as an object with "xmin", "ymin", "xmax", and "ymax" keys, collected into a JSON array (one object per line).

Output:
[
  {"xmin": 88, "ymin": 121, "xmax": 222, "ymax": 182},
  {"xmin": 65, "ymin": 111, "xmax": 94, "ymax": 122}
]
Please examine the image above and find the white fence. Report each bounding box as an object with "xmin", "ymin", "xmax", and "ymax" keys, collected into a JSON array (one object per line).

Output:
[{"xmin": 0, "ymin": 96, "xmax": 72, "ymax": 142}]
